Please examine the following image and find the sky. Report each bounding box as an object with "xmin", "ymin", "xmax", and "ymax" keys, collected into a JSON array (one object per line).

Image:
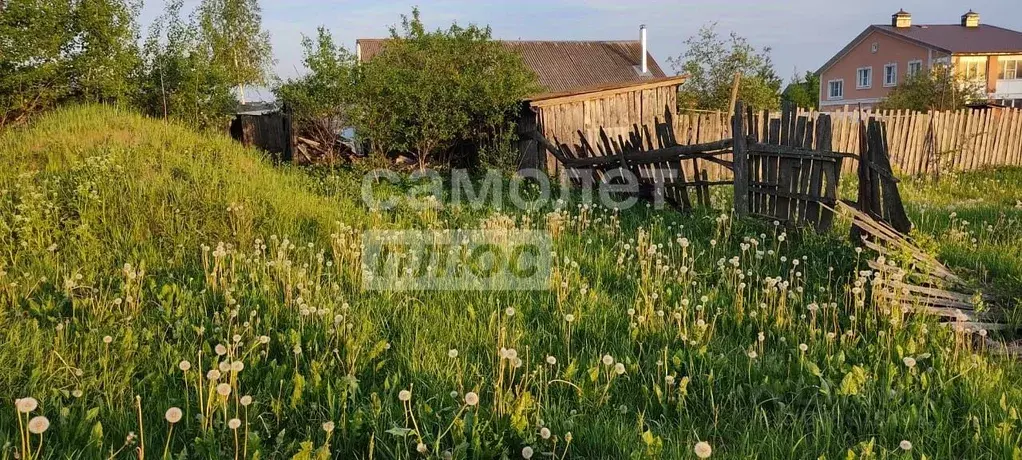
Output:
[{"xmin": 140, "ymin": 0, "xmax": 1022, "ymax": 101}]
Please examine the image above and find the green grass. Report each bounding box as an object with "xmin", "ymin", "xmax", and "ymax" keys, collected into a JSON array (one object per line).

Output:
[
  {"xmin": 2, "ymin": 105, "xmax": 1022, "ymax": 459},
  {"xmin": 901, "ymin": 169, "xmax": 1022, "ymax": 307}
]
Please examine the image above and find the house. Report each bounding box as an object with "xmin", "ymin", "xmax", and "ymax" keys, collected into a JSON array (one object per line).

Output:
[
  {"xmin": 355, "ymin": 26, "xmax": 687, "ymax": 170},
  {"xmin": 817, "ymin": 10, "xmax": 1022, "ymax": 111}
]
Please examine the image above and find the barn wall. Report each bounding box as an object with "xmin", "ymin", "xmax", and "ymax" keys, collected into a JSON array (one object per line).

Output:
[{"xmin": 531, "ymin": 84, "xmax": 680, "ymax": 172}]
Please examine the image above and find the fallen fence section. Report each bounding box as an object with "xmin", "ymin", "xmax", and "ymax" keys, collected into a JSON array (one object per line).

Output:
[{"xmin": 532, "ymin": 99, "xmax": 1016, "ymax": 339}]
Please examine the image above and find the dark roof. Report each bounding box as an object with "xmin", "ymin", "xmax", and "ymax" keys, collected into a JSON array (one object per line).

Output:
[
  {"xmin": 356, "ymin": 39, "xmax": 668, "ymax": 98},
  {"xmin": 818, "ymin": 23, "xmax": 1022, "ymax": 74},
  {"xmin": 875, "ymin": 24, "xmax": 1022, "ymax": 54}
]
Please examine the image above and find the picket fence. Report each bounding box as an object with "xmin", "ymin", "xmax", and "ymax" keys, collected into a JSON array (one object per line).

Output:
[{"xmin": 668, "ymin": 106, "xmax": 1022, "ymax": 179}]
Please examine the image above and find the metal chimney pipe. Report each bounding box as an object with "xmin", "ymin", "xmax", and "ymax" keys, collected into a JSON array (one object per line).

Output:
[{"xmin": 640, "ymin": 24, "xmax": 648, "ymax": 74}]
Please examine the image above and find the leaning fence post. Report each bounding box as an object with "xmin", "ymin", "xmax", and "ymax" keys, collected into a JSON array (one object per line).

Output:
[{"xmin": 732, "ymin": 101, "xmax": 749, "ymax": 217}]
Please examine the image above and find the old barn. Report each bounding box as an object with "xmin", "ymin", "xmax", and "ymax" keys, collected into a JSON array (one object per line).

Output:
[{"xmin": 356, "ymin": 25, "xmax": 685, "ymax": 171}]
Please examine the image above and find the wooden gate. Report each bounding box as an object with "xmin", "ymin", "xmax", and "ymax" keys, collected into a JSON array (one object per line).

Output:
[{"xmin": 733, "ymin": 101, "xmax": 849, "ymax": 231}]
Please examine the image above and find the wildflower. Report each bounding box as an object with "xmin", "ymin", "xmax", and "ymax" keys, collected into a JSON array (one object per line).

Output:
[
  {"xmin": 747, "ymin": 350, "xmax": 758, "ymax": 359},
  {"xmin": 179, "ymin": 360, "xmax": 191, "ymax": 372},
  {"xmin": 399, "ymin": 390, "xmax": 412, "ymax": 402},
  {"xmin": 15, "ymin": 397, "xmax": 38, "ymax": 413},
  {"xmin": 448, "ymin": 349, "xmax": 458, "ymax": 358},
  {"xmin": 72, "ymin": 389, "xmax": 83, "ymax": 398},
  {"xmin": 694, "ymin": 441, "xmax": 712, "ymax": 458},
  {"xmin": 564, "ymin": 432, "xmax": 573, "ymax": 443},
  {"xmin": 564, "ymin": 313, "xmax": 575, "ymax": 323},
  {"xmin": 417, "ymin": 443, "xmax": 428, "ymax": 454},
  {"xmin": 240, "ymin": 395, "xmax": 253, "ymax": 406},
  {"xmin": 522, "ymin": 446, "xmax": 534, "ymax": 459},
  {"xmin": 216, "ymin": 383, "xmax": 232, "ymax": 397},
  {"xmin": 546, "ymin": 356, "xmax": 557, "ymax": 365},
  {"xmin": 215, "ymin": 344, "xmax": 227, "ymax": 356},
  {"xmin": 899, "ymin": 440, "xmax": 912, "ymax": 451},
  {"xmin": 103, "ymin": 335, "xmax": 113, "ymax": 344},
  {"xmin": 614, "ymin": 363, "xmax": 626, "ymax": 375},
  {"xmin": 165, "ymin": 407, "xmax": 183, "ymax": 424},
  {"xmin": 903, "ymin": 357, "xmax": 917, "ymax": 368},
  {"xmin": 799, "ymin": 343, "xmax": 808, "ymax": 352},
  {"xmin": 231, "ymin": 361, "xmax": 244, "ymax": 372},
  {"xmin": 219, "ymin": 361, "xmax": 231, "ymax": 373},
  {"xmin": 540, "ymin": 427, "xmax": 551, "ymax": 439},
  {"xmin": 259, "ymin": 335, "xmax": 270, "ymax": 344},
  {"xmin": 464, "ymin": 392, "xmax": 479, "ymax": 406},
  {"xmin": 602, "ymin": 354, "xmax": 614, "ymax": 366},
  {"xmin": 505, "ymin": 307, "xmax": 516, "ymax": 317},
  {"xmin": 322, "ymin": 421, "xmax": 335, "ymax": 432},
  {"xmin": 27, "ymin": 416, "xmax": 49, "ymax": 434},
  {"xmin": 228, "ymin": 418, "xmax": 241, "ymax": 430},
  {"xmin": 207, "ymin": 369, "xmax": 221, "ymax": 380}
]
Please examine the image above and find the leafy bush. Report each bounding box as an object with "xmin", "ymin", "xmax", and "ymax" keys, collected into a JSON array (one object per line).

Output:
[
  {"xmin": 348, "ymin": 9, "xmax": 539, "ymax": 168},
  {"xmin": 878, "ymin": 66, "xmax": 986, "ymax": 112}
]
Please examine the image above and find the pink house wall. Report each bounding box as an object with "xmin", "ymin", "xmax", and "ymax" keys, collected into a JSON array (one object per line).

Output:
[{"xmin": 819, "ymin": 30, "xmax": 937, "ymax": 111}]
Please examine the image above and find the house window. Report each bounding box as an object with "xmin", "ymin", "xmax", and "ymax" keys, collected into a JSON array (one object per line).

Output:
[
  {"xmin": 857, "ymin": 67, "xmax": 872, "ymax": 89},
  {"xmin": 999, "ymin": 58, "xmax": 1020, "ymax": 80},
  {"xmin": 962, "ymin": 60, "xmax": 986, "ymax": 81},
  {"xmin": 828, "ymin": 80, "xmax": 844, "ymax": 100},
  {"xmin": 884, "ymin": 63, "xmax": 898, "ymax": 86},
  {"xmin": 907, "ymin": 60, "xmax": 923, "ymax": 78}
]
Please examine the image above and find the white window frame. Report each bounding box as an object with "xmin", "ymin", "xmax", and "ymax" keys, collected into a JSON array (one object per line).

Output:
[
  {"xmin": 999, "ymin": 58, "xmax": 1020, "ymax": 80},
  {"xmin": 907, "ymin": 60, "xmax": 923, "ymax": 78},
  {"xmin": 828, "ymin": 79, "xmax": 844, "ymax": 100},
  {"xmin": 884, "ymin": 63, "xmax": 898, "ymax": 87},
  {"xmin": 856, "ymin": 67, "xmax": 873, "ymax": 89}
]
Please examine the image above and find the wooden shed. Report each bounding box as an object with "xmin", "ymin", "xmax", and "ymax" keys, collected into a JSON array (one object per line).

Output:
[
  {"xmin": 229, "ymin": 103, "xmax": 293, "ymax": 161},
  {"xmin": 357, "ymin": 26, "xmax": 683, "ymax": 171},
  {"xmin": 518, "ymin": 76, "xmax": 687, "ymax": 171}
]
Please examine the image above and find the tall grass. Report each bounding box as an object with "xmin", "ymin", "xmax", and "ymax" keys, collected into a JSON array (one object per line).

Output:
[{"xmin": 1, "ymin": 106, "xmax": 1021, "ymax": 459}]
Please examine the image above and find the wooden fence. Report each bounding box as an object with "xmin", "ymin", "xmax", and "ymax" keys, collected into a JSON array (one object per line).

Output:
[{"xmin": 662, "ymin": 106, "xmax": 1022, "ymax": 178}]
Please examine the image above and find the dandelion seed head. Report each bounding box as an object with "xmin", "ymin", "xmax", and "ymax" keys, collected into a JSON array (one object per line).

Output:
[
  {"xmin": 899, "ymin": 440, "xmax": 912, "ymax": 451},
  {"xmin": 165, "ymin": 407, "xmax": 182, "ymax": 424},
  {"xmin": 240, "ymin": 395, "xmax": 253, "ymax": 406},
  {"xmin": 15, "ymin": 397, "xmax": 38, "ymax": 413},
  {"xmin": 448, "ymin": 349, "xmax": 458, "ymax": 358},
  {"xmin": 398, "ymin": 390, "xmax": 412, "ymax": 402},
  {"xmin": 27, "ymin": 415, "xmax": 49, "ymax": 434},
  {"xmin": 464, "ymin": 392, "xmax": 479, "ymax": 406},
  {"xmin": 694, "ymin": 441, "xmax": 712, "ymax": 458},
  {"xmin": 228, "ymin": 418, "xmax": 241, "ymax": 430},
  {"xmin": 179, "ymin": 360, "xmax": 191, "ymax": 372},
  {"xmin": 322, "ymin": 421, "xmax": 335, "ymax": 432},
  {"xmin": 540, "ymin": 427, "xmax": 551, "ymax": 439},
  {"xmin": 216, "ymin": 383, "xmax": 231, "ymax": 397},
  {"xmin": 522, "ymin": 446, "xmax": 534, "ymax": 459}
]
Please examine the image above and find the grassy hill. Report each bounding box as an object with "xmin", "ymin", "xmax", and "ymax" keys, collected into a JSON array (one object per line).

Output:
[{"xmin": 2, "ymin": 106, "xmax": 1022, "ymax": 459}]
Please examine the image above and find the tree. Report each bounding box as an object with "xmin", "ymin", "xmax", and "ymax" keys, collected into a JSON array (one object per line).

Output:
[
  {"xmin": 136, "ymin": 0, "xmax": 235, "ymax": 128},
  {"xmin": 781, "ymin": 70, "xmax": 819, "ymax": 110},
  {"xmin": 347, "ymin": 8, "xmax": 538, "ymax": 168},
  {"xmin": 878, "ymin": 66, "xmax": 985, "ymax": 112},
  {"xmin": 67, "ymin": 0, "xmax": 143, "ymax": 104},
  {"xmin": 197, "ymin": 0, "xmax": 274, "ymax": 104},
  {"xmin": 670, "ymin": 24, "xmax": 782, "ymax": 111},
  {"xmin": 274, "ymin": 27, "xmax": 355, "ymax": 147},
  {"xmin": 0, "ymin": 0, "xmax": 142, "ymax": 128}
]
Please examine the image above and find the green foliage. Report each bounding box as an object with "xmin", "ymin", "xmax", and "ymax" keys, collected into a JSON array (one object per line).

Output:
[
  {"xmin": 670, "ymin": 23, "xmax": 782, "ymax": 111},
  {"xmin": 348, "ymin": 8, "xmax": 538, "ymax": 167},
  {"xmin": 782, "ymin": 71, "xmax": 820, "ymax": 110},
  {"xmin": 0, "ymin": 0, "xmax": 141, "ymax": 127},
  {"xmin": 274, "ymin": 27, "xmax": 355, "ymax": 146},
  {"xmin": 136, "ymin": 0, "xmax": 236, "ymax": 129},
  {"xmin": 197, "ymin": 0, "xmax": 274, "ymax": 103},
  {"xmin": 878, "ymin": 66, "xmax": 986, "ymax": 112}
]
